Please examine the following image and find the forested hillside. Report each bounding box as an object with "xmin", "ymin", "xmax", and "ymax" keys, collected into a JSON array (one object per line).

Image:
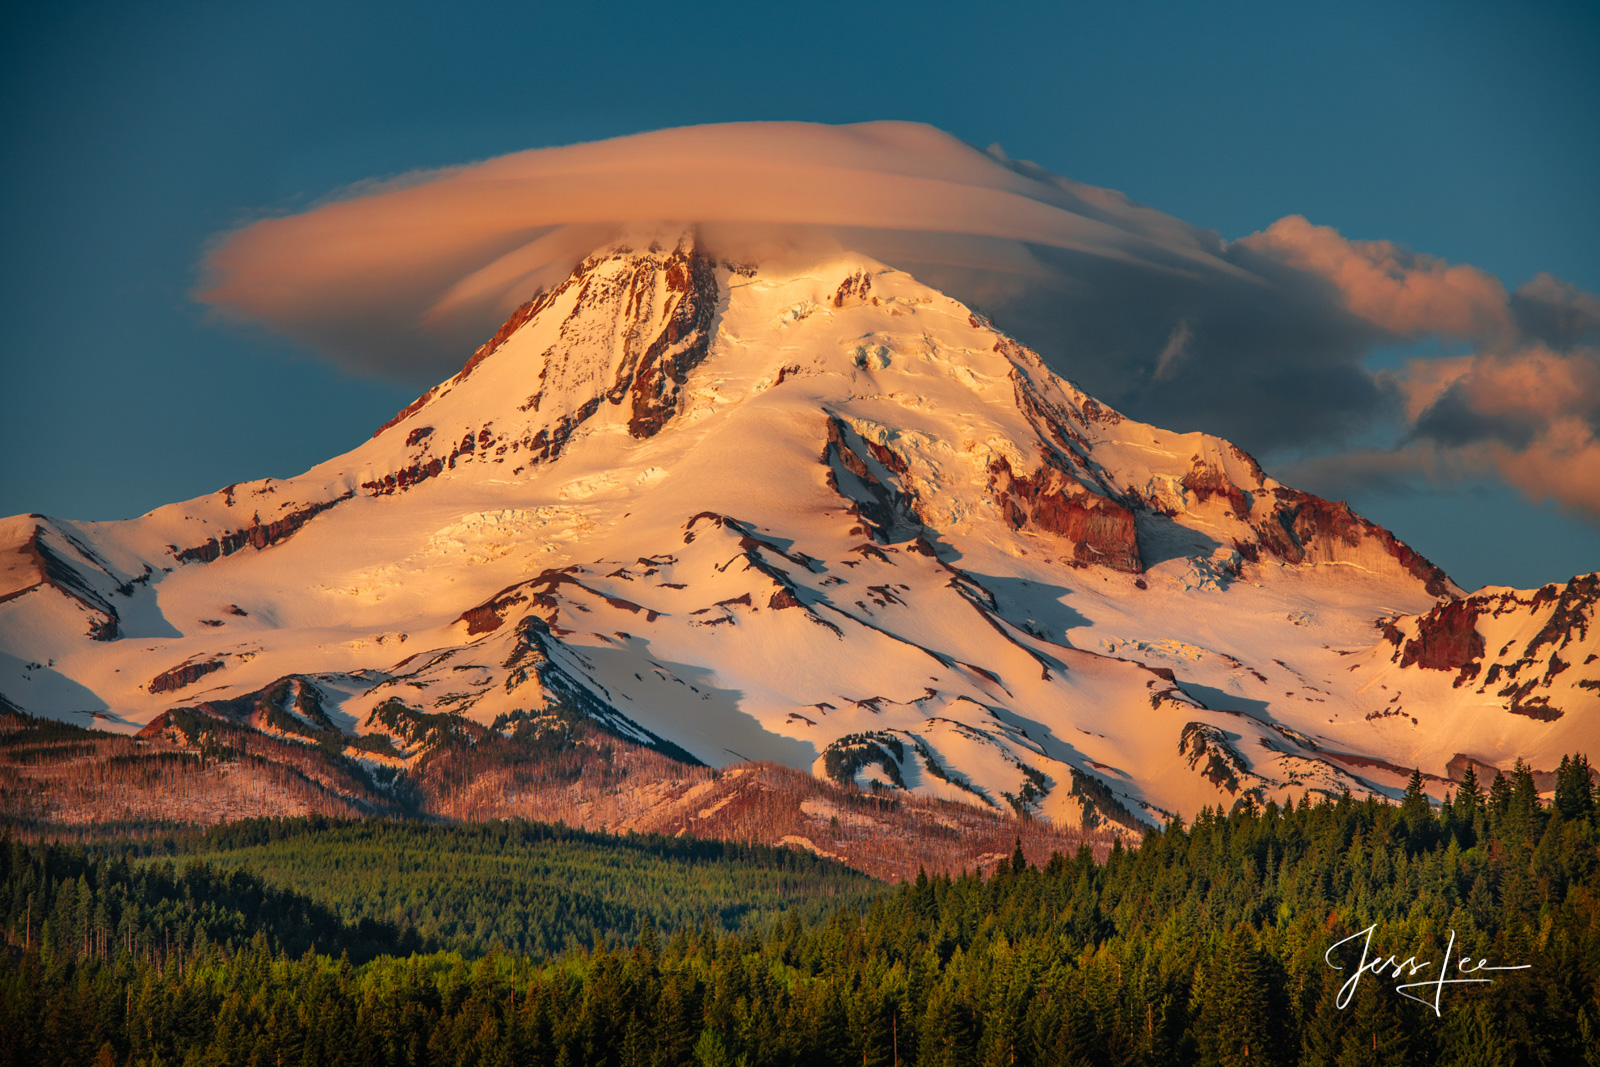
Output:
[
  {"xmin": 1, "ymin": 756, "xmax": 1596, "ymax": 1066},
  {"xmin": 148, "ymin": 819, "xmax": 878, "ymax": 958},
  {"xmin": 0, "ymin": 818, "xmax": 876, "ymax": 966}
]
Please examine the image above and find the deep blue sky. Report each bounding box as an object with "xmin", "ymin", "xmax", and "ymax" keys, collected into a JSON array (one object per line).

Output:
[{"xmin": 2, "ymin": 0, "xmax": 1595, "ymax": 590}]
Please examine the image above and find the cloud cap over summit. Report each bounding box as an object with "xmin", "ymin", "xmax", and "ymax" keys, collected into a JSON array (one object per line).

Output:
[
  {"xmin": 199, "ymin": 121, "xmax": 1600, "ymax": 524},
  {"xmin": 199, "ymin": 121, "xmax": 1244, "ymax": 372}
]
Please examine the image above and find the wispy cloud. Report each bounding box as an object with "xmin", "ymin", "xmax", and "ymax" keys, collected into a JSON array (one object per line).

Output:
[{"xmin": 197, "ymin": 121, "xmax": 1600, "ymax": 524}]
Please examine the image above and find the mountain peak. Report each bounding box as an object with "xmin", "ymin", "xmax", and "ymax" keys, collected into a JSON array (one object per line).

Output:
[
  {"xmin": 1, "ymin": 240, "xmax": 1590, "ymax": 836},
  {"xmin": 373, "ymin": 232, "xmax": 722, "ymax": 444}
]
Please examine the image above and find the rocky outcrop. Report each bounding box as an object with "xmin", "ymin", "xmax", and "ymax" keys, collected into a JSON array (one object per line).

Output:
[
  {"xmin": 833, "ymin": 270, "xmax": 873, "ymax": 307},
  {"xmin": 987, "ymin": 454, "xmax": 1142, "ymax": 573},
  {"xmin": 1252, "ymin": 489, "xmax": 1454, "ymax": 597},
  {"xmin": 457, "ymin": 290, "xmax": 558, "ymax": 382},
  {"xmin": 362, "ymin": 457, "xmax": 444, "ymax": 496},
  {"xmin": 626, "ymin": 246, "xmax": 720, "ymax": 438},
  {"xmin": 457, "ymin": 583, "xmax": 530, "ymax": 636},
  {"xmin": 1399, "ymin": 599, "xmax": 1485, "ymax": 673},
  {"xmin": 371, "ymin": 238, "xmax": 721, "ymax": 479},
  {"xmin": 1386, "ymin": 572, "xmax": 1599, "ymax": 720},
  {"xmin": 148, "ymin": 658, "xmax": 225, "ymax": 694},
  {"xmin": 171, "ymin": 492, "xmax": 353, "ymax": 564},
  {"xmin": 1179, "ymin": 722, "xmax": 1247, "ymax": 794},
  {"xmin": 1523, "ymin": 574, "xmax": 1598, "ymax": 658},
  {"xmin": 822, "ymin": 417, "xmax": 923, "ymax": 545},
  {"xmin": 371, "ymin": 385, "xmax": 443, "ymax": 439},
  {"xmin": 456, "ymin": 566, "xmax": 654, "ymax": 641},
  {"xmin": 1180, "ymin": 460, "xmax": 1252, "ymax": 519}
]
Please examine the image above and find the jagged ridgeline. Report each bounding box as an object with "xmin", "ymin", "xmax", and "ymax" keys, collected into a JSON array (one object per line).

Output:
[
  {"xmin": 2, "ymin": 236, "xmax": 1596, "ymax": 841},
  {"xmin": 0, "ymin": 703, "xmax": 1111, "ymax": 883},
  {"xmin": 1, "ymin": 756, "xmax": 1594, "ymax": 1067}
]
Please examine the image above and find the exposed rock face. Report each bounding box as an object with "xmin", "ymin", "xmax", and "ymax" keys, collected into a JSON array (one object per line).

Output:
[
  {"xmin": 987, "ymin": 454, "xmax": 1142, "ymax": 573},
  {"xmin": 822, "ymin": 416, "xmax": 923, "ymax": 545},
  {"xmin": 455, "ymin": 566, "xmax": 663, "ymax": 641},
  {"xmin": 457, "ymin": 581, "xmax": 538, "ymax": 636},
  {"xmin": 148, "ymin": 659, "xmax": 225, "ymax": 694},
  {"xmin": 1400, "ymin": 599, "xmax": 1485, "ymax": 672},
  {"xmin": 457, "ymin": 292, "xmax": 554, "ymax": 383},
  {"xmin": 1254, "ymin": 490, "xmax": 1453, "ymax": 597},
  {"xmin": 1524, "ymin": 573, "xmax": 1598, "ymax": 657},
  {"xmin": 372, "ymin": 387, "xmax": 443, "ymax": 440},
  {"xmin": 171, "ymin": 493, "xmax": 353, "ymax": 564},
  {"xmin": 1386, "ymin": 572, "xmax": 1600, "ymax": 721},
  {"xmin": 626, "ymin": 247, "xmax": 720, "ymax": 438},
  {"xmin": 363, "ymin": 458, "xmax": 444, "ymax": 497},
  {"xmin": 1180, "ymin": 460, "xmax": 1252, "ymax": 519},
  {"xmin": 541, "ymin": 239, "xmax": 720, "ymax": 443},
  {"xmin": 833, "ymin": 270, "xmax": 873, "ymax": 307},
  {"xmin": 1179, "ymin": 721, "xmax": 1246, "ymax": 793},
  {"xmin": 1002, "ymin": 350, "xmax": 1447, "ymax": 594},
  {"xmin": 360, "ymin": 238, "xmax": 723, "ymax": 501},
  {"xmin": 458, "ymin": 601, "xmax": 512, "ymax": 636}
]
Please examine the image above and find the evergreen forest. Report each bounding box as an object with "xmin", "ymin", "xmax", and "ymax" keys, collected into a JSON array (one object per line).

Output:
[{"xmin": 1, "ymin": 755, "xmax": 1596, "ymax": 1067}]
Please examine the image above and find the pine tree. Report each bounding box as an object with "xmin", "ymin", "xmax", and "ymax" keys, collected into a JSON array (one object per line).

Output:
[
  {"xmin": 1487, "ymin": 771, "xmax": 1512, "ymax": 826},
  {"xmin": 1456, "ymin": 764, "xmax": 1484, "ymax": 841},
  {"xmin": 1400, "ymin": 769, "xmax": 1433, "ymax": 848},
  {"xmin": 1554, "ymin": 753, "xmax": 1596, "ymax": 820},
  {"xmin": 1502, "ymin": 758, "xmax": 1542, "ymax": 845}
]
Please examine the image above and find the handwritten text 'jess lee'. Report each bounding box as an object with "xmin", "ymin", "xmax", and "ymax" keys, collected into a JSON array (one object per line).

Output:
[{"xmin": 1324, "ymin": 925, "xmax": 1530, "ymax": 1017}]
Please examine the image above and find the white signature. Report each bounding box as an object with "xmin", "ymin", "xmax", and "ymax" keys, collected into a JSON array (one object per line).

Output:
[{"xmin": 1324, "ymin": 925, "xmax": 1531, "ymax": 1017}]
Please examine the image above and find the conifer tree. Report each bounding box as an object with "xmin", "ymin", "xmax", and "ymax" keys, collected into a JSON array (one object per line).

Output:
[
  {"xmin": 1400, "ymin": 769, "xmax": 1433, "ymax": 849},
  {"xmin": 1554, "ymin": 754, "xmax": 1596, "ymax": 819},
  {"xmin": 1501, "ymin": 758, "xmax": 1543, "ymax": 845},
  {"xmin": 1488, "ymin": 770, "xmax": 1513, "ymax": 825}
]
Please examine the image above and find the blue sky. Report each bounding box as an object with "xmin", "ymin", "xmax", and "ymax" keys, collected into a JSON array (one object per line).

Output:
[{"xmin": 2, "ymin": 0, "xmax": 1595, "ymax": 590}]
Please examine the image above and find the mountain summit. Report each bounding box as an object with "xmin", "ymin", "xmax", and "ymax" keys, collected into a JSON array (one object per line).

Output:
[{"xmin": 2, "ymin": 236, "xmax": 1594, "ymax": 831}]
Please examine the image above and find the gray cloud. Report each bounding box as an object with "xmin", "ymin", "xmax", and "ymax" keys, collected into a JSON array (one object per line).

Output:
[
  {"xmin": 1511, "ymin": 273, "xmax": 1600, "ymax": 351},
  {"xmin": 1414, "ymin": 382, "xmax": 1544, "ymax": 451}
]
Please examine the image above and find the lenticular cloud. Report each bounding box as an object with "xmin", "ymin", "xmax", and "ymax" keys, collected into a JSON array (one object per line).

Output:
[
  {"xmin": 198, "ymin": 121, "xmax": 1248, "ymax": 378},
  {"xmin": 198, "ymin": 120, "xmax": 1600, "ymax": 522}
]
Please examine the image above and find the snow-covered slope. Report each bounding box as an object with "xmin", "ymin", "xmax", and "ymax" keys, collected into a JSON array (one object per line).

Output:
[{"xmin": 2, "ymin": 236, "xmax": 1593, "ymax": 830}]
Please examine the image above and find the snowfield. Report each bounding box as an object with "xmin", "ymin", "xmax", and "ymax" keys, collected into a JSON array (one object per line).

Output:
[{"xmin": 2, "ymin": 238, "xmax": 1594, "ymax": 831}]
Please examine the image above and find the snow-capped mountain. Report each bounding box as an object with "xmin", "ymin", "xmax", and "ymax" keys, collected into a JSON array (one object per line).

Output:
[{"xmin": 2, "ymin": 235, "xmax": 1594, "ymax": 831}]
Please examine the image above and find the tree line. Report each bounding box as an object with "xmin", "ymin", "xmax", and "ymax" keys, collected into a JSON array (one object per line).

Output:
[{"xmin": 0, "ymin": 754, "xmax": 1594, "ymax": 1066}]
